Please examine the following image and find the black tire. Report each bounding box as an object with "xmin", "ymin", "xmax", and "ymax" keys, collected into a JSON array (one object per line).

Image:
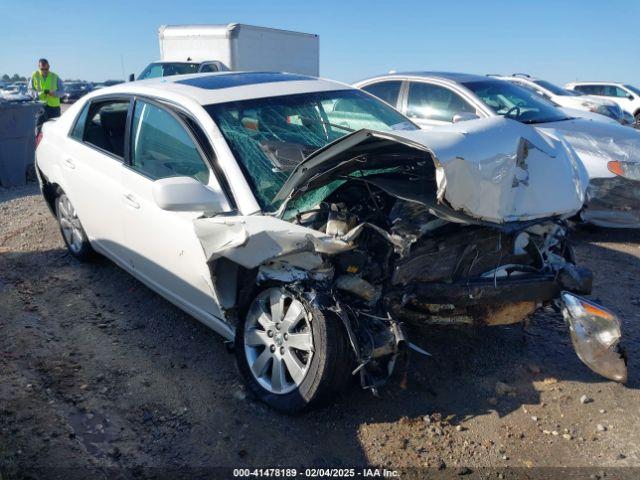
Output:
[
  {"xmin": 55, "ymin": 191, "xmax": 94, "ymax": 261},
  {"xmin": 634, "ymin": 112, "xmax": 640, "ymax": 129},
  {"xmin": 235, "ymin": 286, "xmax": 352, "ymax": 413}
]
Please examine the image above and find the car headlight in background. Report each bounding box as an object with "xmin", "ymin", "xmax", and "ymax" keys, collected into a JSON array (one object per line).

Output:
[
  {"xmin": 561, "ymin": 292, "xmax": 627, "ymax": 383},
  {"xmin": 607, "ymin": 160, "xmax": 640, "ymax": 181}
]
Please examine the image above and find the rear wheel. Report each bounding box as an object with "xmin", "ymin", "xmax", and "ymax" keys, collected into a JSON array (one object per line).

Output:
[
  {"xmin": 55, "ymin": 192, "xmax": 93, "ymax": 261},
  {"xmin": 634, "ymin": 112, "xmax": 640, "ymax": 129},
  {"xmin": 235, "ymin": 286, "xmax": 351, "ymax": 413}
]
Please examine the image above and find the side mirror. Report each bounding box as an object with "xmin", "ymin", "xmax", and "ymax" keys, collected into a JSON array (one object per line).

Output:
[
  {"xmin": 128, "ymin": 73, "xmax": 135, "ymax": 82},
  {"xmin": 152, "ymin": 176, "xmax": 226, "ymax": 213},
  {"xmin": 452, "ymin": 112, "xmax": 480, "ymax": 123},
  {"xmin": 627, "ymin": 94, "xmax": 634, "ymax": 100}
]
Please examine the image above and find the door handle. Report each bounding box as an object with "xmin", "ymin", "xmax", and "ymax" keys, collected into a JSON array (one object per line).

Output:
[
  {"xmin": 63, "ymin": 158, "xmax": 76, "ymax": 170},
  {"xmin": 122, "ymin": 193, "xmax": 140, "ymax": 209}
]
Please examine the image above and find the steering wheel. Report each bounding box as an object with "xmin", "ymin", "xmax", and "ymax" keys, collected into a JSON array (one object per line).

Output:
[{"xmin": 504, "ymin": 106, "xmax": 521, "ymax": 118}]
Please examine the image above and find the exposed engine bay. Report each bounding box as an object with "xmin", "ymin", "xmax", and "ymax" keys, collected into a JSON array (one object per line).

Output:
[{"xmin": 254, "ymin": 179, "xmax": 592, "ymax": 390}]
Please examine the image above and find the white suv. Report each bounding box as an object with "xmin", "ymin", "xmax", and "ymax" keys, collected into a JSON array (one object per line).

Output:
[
  {"xmin": 565, "ymin": 81, "xmax": 640, "ymax": 126},
  {"xmin": 497, "ymin": 74, "xmax": 628, "ymax": 125}
]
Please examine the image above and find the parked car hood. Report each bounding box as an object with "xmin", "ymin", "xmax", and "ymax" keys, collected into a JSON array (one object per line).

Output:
[
  {"xmin": 274, "ymin": 117, "xmax": 588, "ymax": 224},
  {"xmin": 535, "ymin": 117, "xmax": 640, "ymax": 178},
  {"xmin": 558, "ymin": 107, "xmax": 620, "ymax": 125}
]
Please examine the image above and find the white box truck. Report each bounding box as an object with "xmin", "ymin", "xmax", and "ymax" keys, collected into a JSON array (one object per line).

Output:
[{"xmin": 134, "ymin": 23, "xmax": 319, "ymax": 81}]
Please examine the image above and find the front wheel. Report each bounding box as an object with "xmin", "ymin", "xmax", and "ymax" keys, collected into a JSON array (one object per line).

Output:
[
  {"xmin": 56, "ymin": 192, "xmax": 94, "ymax": 261},
  {"xmin": 235, "ymin": 287, "xmax": 351, "ymax": 413}
]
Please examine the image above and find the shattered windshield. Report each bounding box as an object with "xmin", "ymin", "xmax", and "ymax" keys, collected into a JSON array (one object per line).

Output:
[
  {"xmin": 205, "ymin": 89, "xmax": 416, "ymax": 211},
  {"xmin": 464, "ymin": 80, "xmax": 570, "ymax": 124}
]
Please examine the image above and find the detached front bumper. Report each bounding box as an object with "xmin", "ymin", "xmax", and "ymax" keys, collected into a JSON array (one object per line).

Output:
[
  {"xmin": 394, "ymin": 264, "xmax": 593, "ymax": 326},
  {"xmin": 393, "ymin": 270, "xmax": 627, "ymax": 383}
]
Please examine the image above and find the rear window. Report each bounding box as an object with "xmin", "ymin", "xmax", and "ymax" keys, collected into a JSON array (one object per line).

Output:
[{"xmin": 137, "ymin": 62, "xmax": 201, "ymax": 80}]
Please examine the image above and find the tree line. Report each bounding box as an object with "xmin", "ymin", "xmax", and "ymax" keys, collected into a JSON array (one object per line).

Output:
[{"xmin": 2, "ymin": 74, "xmax": 27, "ymax": 82}]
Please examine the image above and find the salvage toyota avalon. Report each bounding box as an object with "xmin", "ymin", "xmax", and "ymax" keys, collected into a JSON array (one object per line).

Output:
[{"xmin": 35, "ymin": 72, "xmax": 627, "ymax": 413}]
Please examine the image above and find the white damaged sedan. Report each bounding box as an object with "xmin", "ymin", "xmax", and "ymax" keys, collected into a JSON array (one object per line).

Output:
[{"xmin": 35, "ymin": 72, "xmax": 627, "ymax": 412}]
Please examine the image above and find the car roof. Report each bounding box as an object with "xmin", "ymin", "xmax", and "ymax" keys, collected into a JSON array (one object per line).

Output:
[
  {"xmin": 86, "ymin": 71, "xmax": 350, "ymax": 106},
  {"xmin": 358, "ymin": 71, "xmax": 490, "ymax": 84}
]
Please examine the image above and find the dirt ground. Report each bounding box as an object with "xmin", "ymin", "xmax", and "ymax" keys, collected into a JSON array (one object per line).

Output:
[{"xmin": 1, "ymin": 182, "xmax": 640, "ymax": 479}]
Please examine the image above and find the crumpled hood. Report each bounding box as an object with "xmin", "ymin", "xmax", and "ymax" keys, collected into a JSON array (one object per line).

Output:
[
  {"xmin": 276, "ymin": 116, "xmax": 588, "ymax": 224},
  {"xmin": 536, "ymin": 117, "xmax": 640, "ymax": 178}
]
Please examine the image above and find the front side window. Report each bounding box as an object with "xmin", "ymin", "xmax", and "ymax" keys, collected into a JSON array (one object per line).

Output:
[
  {"xmin": 205, "ymin": 89, "xmax": 416, "ymax": 211},
  {"xmin": 83, "ymin": 99, "xmax": 130, "ymax": 157},
  {"xmin": 130, "ymin": 100, "xmax": 210, "ymax": 183},
  {"xmin": 406, "ymin": 82, "xmax": 476, "ymax": 122},
  {"xmin": 463, "ymin": 79, "xmax": 569, "ymax": 124},
  {"xmin": 361, "ymin": 81, "xmax": 403, "ymax": 107},
  {"xmin": 598, "ymin": 85, "xmax": 627, "ymax": 97}
]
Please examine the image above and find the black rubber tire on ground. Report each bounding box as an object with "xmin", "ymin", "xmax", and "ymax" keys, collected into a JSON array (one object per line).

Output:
[
  {"xmin": 235, "ymin": 287, "xmax": 352, "ymax": 413},
  {"xmin": 55, "ymin": 191, "xmax": 94, "ymax": 262},
  {"xmin": 634, "ymin": 113, "xmax": 640, "ymax": 129}
]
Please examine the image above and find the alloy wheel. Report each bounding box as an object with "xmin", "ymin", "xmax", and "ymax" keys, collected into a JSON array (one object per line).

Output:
[
  {"xmin": 244, "ymin": 287, "xmax": 314, "ymax": 395},
  {"xmin": 57, "ymin": 194, "xmax": 84, "ymax": 254}
]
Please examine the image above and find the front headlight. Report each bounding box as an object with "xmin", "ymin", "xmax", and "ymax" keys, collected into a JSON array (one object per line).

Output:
[
  {"xmin": 561, "ymin": 292, "xmax": 627, "ymax": 383},
  {"xmin": 607, "ymin": 161, "xmax": 640, "ymax": 181}
]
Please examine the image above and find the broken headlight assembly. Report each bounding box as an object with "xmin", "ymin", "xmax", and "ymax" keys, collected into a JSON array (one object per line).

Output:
[
  {"xmin": 561, "ymin": 292, "xmax": 627, "ymax": 383},
  {"xmin": 607, "ymin": 160, "xmax": 640, "ymax": 181}
]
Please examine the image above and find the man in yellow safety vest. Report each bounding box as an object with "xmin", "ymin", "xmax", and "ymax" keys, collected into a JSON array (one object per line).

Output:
[{"xmin": 28, "ymin": 58, "xmax": 65, "ymax": 123}]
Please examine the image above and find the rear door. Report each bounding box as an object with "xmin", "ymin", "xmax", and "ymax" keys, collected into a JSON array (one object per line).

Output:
[
  {"xmin": 62, "ymin": 96, "xmax": 131, "ymax": 263},
  {"xmin": 118, "ymin": 97, "xmax": 230, "ymax": 322}
]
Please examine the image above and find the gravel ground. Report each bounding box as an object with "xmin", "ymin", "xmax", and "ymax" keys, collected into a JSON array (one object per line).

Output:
[{"xmin": 1, "ymin": 182, "xmax": 640, "ymax": 479}]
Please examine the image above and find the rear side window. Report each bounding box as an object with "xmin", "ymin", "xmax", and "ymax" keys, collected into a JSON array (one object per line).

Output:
[
  {"xmin": 129, "ymin": 100, "xmax": 210, "ymax": 184},
  {"xmin": 69, "ymin": 102, "xmax": 90, "ymax": 140},
  {"xmin": 362, "ymin": 81, "xmax": 403, "ymax": 107},
  {"xmin": 576, "ymin": 85, "xmax": 603, "ymax": 95},
  {"xmin": 83, "ymin": 100, "xmax": 130, "ymax": 158}
]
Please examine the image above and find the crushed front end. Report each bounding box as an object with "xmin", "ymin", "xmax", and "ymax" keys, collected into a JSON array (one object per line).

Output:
[{"xmin": 195, "ymin": 119, "xmax": 627, "ymax": 391}]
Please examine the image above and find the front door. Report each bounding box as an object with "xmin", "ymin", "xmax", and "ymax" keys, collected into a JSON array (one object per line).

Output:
[{"xmin": 119, "ymin": 98, "xmax": 226, "ymax": 323}]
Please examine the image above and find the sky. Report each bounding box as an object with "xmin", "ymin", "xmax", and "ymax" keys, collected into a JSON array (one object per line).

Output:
[{"xmin": 1, "ymin": 0, "xmax": 639, "ymax": 86}]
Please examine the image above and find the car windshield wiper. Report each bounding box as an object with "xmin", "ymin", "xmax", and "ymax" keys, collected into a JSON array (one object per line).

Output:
[
  {"xmin": 299, "ymin": 116, "xmax": 355, "ymax": 133},
  {"xmin": 521, "ymin": 117, "xmax": 573, "ymax": 124}
]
